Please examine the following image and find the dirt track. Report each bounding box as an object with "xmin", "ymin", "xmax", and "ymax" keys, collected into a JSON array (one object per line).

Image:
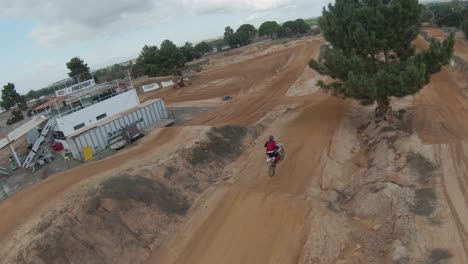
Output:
[
  {"xmin": 413, "ymin": 68, "xmax": 468, "ymax": 257},
  {"xmin": 2, "ymin": 33, "xmax": 468, "ymax": 263},
  {"xmin": 0, "ymin": 38, "xmax": 322, "ymax": 252},
  {"xmin": 0, "ymin": 127, "xmax": 192, "ymax": 245},
  {"xmin": 150, "ymin": 96, "xmax": 345, "ymax": 263}
]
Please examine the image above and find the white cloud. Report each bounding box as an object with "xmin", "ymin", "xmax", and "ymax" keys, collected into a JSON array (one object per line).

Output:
[
  {"xmin": 1, "ymin": 0, "xmax": 332, "ymax": 93},
  {"xmin": 1, "ymin": 0, "xmax": 318, "ymax": 45}
]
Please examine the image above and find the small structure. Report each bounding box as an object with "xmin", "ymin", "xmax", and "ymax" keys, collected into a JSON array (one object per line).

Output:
[
  {"xmin": 18, "ymin": 74, "xmax": 172, "ymax": 168},
  {"xmin": 64, "ymin": 99, "xmax": 169, "ymax": 160}
]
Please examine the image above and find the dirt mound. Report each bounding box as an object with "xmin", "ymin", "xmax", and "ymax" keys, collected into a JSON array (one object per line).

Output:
[
  {"xmin": 286, "ymin": 66, "xmax": 325, "ymax": 96},
  {"xmin": 300, "ymin": 105, "xmax": 465, "ymax": 263},
  {"xmin": 7, "ymin": 125, "xmax": 258, "ymax": 264}
]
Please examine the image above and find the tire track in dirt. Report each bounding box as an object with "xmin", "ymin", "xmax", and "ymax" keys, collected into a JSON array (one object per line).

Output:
[
  {"xmin": 0, "ymin": 127, "xmax": 200, "ymax": 248},
  {"xmin": 414, "ymin": 66, "xmax": 468, "ymax": 258},
  {"xmin": 142, "ymin": 47, "xmax": 295, "ymax": 105},
  {"xmin": 0, "ymin": 41, "xmax": 323, "ymax": 260},
  {"xmin": 149, "ymin": 96, "xmax": 346, "ymax": 264},
  {"xmin": 141, "ymin": 43, "xmax": 321, "ymax": 126},
  {"xmin": 188, "ymin": 45, "xmax": 319, "ymax": 126},
  {"xmin": 423, "ymin": 27, "xmax": 468, "ymax": 61},
  {"xmin": 435, "ymin": 143, "xmax": 468, "ymax": 257}
]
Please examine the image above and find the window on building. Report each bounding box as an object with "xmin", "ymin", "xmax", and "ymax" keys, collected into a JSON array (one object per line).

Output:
[
  {"xmin": 96, "ymin": 113, "xmax": 107, "ymax": 121},
  {"xmin": 73, "ymin": 123, "xmax": 85, "ymax": 131}
]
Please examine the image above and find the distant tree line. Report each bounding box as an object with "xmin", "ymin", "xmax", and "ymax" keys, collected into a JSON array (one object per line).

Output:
[
  {"xmin": 421, "ymin": 0, "xmax": 468, "ymax": 38},
  {"xmin": 223, "ymin": 19, "xmax": 312, "ymax": 49},
  {"xmin": 3, "ymin": 17, "xmax": 315, "ymax": 125},
  {"xmin": 134, "ymin": 18, "xmax": 313, "ymax": 77}
]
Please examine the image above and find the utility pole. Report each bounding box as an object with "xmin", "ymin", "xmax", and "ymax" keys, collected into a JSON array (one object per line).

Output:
[
  {"xmin": 127, "ymin": 69, "xmax": 134, "ymax": 89},
  {"xmin": 1, "ymin": 123, "xmax": 22, "ymax": 167}
]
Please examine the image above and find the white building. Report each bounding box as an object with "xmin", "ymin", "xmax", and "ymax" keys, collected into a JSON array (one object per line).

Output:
[
  {"xmin": 30, "ymin": 78, "xmax": 170, "ymax": 161},
  {"xmin": 55, "ymin": 86, "xmax": 139, "ymax": 136}
]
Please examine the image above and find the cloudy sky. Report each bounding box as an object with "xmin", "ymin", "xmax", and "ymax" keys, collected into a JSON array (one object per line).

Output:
[{"xmin": 0, "ymin": 0, "xmax": 332, "ymax": 94}]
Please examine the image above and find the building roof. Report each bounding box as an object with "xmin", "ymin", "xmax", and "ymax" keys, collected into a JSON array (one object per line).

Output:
[
  {"xmin": 0, "ymin": 116, "xmax": 49, "ymax": 149},
  {"xmin": 67, "ymin": 98, "xmax": 162, "ymax": 139},
  {"xmin": 33, "ymin": 96, "xmax": 66, "ymax": 111},
  {"xmin": 66, "ymin": 83, "xmax": 115, "ymax": 99},
  {"xmin": 34, "ymin": 82, "xmax": 126, "ymax": 111}
]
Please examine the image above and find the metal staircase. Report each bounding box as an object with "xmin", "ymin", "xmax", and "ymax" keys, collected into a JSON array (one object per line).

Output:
[{"xmin": 22, "ymin": 118, "xmax": 56, "ymax": 169}]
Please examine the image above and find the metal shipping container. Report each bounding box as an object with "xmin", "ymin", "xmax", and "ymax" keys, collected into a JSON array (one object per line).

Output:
[{"xmin": 67, "ymin": 99, "xmax": 169, "ymax": 160}]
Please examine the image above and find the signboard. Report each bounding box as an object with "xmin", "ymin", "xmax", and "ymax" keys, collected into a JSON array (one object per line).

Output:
[{"xmin": 55, "ymin": 79, "xmax": 96, "ymax": 96}]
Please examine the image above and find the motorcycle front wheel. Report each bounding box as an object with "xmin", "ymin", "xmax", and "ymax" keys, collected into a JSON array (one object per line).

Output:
[{"xmin": 268, "ymin": 161, "xmax": 276, "ymax": 176}]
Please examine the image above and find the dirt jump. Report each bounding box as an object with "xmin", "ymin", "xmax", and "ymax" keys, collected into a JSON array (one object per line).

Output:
[{"xmin": 0, "ymin": 33, "xmax": 468, "ymax": 263}]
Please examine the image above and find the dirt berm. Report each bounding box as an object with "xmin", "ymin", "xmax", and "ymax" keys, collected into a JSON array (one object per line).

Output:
[
  {"xmin": 4, "ymin": 125, "xmax": 262, "ymax": 264},
  {"xmin": 1, "ymin": 34, "xmax": 468, "ymax": 263}
]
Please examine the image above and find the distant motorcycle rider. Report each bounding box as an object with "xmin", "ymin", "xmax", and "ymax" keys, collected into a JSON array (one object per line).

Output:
[{"xmin": 264, "ymin": 135, "xmax": 280, "ymax": 163}]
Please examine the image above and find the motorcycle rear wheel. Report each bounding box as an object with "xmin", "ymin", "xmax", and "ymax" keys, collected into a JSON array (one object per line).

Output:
[
  {"xmin": 279, "ymin": 149, "xmax": 285, "ymax": 160},
  {"xmin": 268, "ymin": 161, "xmax": 276, "ymax": 176}
]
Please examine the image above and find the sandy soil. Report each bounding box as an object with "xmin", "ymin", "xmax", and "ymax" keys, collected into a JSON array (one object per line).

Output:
[
  {"xmin": 1, "ymin": 33, "xmax": 468, "ymax": 263},
  {"xmin": 286, "ymin": 66, "xmax": 326, "ymax": 96},
  {"xmin": 423, "ymin": 27, "xmax": 468, "ymax": 60},
  {"xmin": 150, "ymin": 96, "xmax": 345, "ymax": 264}
]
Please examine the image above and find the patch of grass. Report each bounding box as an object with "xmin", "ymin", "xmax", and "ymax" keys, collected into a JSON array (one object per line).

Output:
[
  {"xmin": 101, "ymin": 175, "xmax": 190, "ymax": 215},
  {"xmin": 189, "ymin": 125, "xmax": 247, "ymax": 166},
  {"xmin": 382, "ymin": 126, "xmax": 396, "ymax": 132},
  {"xmin": 408, "ymin": 153, "xmax": 436, "ymax": 184},
  {"xmin": 411, "ymin": 188, "xmax": 437, "ymax": 216},
  {"xmin": 429, "ymin": 248, "xmax": 452, "ymax": 264},
  {"xmin": 164, "ymin": 166, "xmax": 177, "ymax": 180},
  {"xmin": 304, "ymin": 17, "xmax": 319, "ymax": 26},
  {"xmin": 420, "ymin": 31, "xmax": 434, "ymax": 43},
  {"xmin": 37, "ymin": 220, "xmax": 52, "ymax": 233},
  {"xmin": 183, "ymin": 174, "xmax": 201, "ymax": 193}
]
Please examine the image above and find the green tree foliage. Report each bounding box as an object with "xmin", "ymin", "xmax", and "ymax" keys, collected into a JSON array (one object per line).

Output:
[
  {"xmin": 213, "ymin": 39, "xmax": 225, "ymax": 51},
  {"xmin": 420, "ymin": 4, "xmax": 433, "ymax": 23},
  {"xmin": 66, "ymin": 57, "xmax": 90, "ymax": 78},
  {"xmin": 135, "ymin": 45, "xmax": 161, "ymax": 77},
  {"xmin": 224, "ymin": 26, "xmax": 241, "ymax": 48},
  {"xmin": 1, "ymin": 83, "xmax": 27, "ymax": 111},
  {"xmin": 25, "ymin": 87, "xmax": 56, "ymax": 100},
  {"xmin": 293, "ymin": 19, "xmax": 310, "ymax": 34},
  {"xmin": 228, "ymin": 33, "xmax": 241, "ymax": 48},
  {"xmin": 225, "ymin": 24, "xmax": 258, "ymax": 48},
  {"xmin": 276, "ymin": 26, "xmax": 288, "ymax": 37},
  {"xmin": 310, "ymin": 0, "xmax": 455, "ymax": 109},
  {"xmin": 7, "ymin": 110, "xmax": 24, "ymax": 125},
  {"xmin": 224, "ymin": 26, "xmax": 234, "ymax": 44},
  {"xmin": 94, "ymin": 64, "xmax": 130, "ymax": 82},
  {"xmin": 282, "ymin": 21, "xmax": 296, "ymax": 36},
  {"xmin": 194, "ymin": 41, "xmax": 213, "ymax": 55},
  {"xmin": 180, "ymin": 42, "xmax": 201, "ymax": 62},
  {"xmin": 462, "ymin": 17, "xmax": 468, "ymax": 39},
  {"xmin": 135, "ymin": 40, "xmax": 186, "ymax": 77},
  {"xmin": 158, "ymin": 40, "xmax": 186, "ymax": 73},
  {"xmin": 428, "ymin": 0, "xmax": 465, "ymax": 27},
  {"xmin": 258, "ymin": 21, "xmax": 281, "ymax": 37},
  {"xmin": 282, "ymin": 19, "xmax": 310, "ymax": 36},
  {"xmin": 237, "ymin": 24, "xmax": 257, "ymax": 39},
  {"xmin": 235, "ymin": 30, "xmax": 251, "ymax": 46}
]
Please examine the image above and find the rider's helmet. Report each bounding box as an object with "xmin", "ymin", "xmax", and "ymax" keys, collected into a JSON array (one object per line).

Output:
[{"xmin": 268, "ymin": 135, "xmax": 274, "ymax": 141}]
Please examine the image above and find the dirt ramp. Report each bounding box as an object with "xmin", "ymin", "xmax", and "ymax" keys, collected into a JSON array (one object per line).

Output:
[
  {"xmin": 5, "ymin": 126, "xmax": 259, "ymax": 264},
  {"xmin": 17, "ymin": 175, "xmax": 190, "ymax": 264},
  {"xmin": 303, "ymin": 106, "xmax": 467, "ymax": 263}
]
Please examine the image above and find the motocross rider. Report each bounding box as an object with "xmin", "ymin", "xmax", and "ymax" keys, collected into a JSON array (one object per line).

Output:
[{"xmin": 264, "ymin": 135, "xmax": 280, "ymax": 163}]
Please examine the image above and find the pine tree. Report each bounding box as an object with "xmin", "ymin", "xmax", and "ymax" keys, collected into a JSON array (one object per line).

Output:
[{"xmin": 310, "ymin": 0, "xmax": 454, "ymax": 113}]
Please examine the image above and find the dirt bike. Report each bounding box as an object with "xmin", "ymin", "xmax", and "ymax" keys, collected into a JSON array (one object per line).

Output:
[{"xmin": 266, "ymin": 144, "xmax": 285, "ymax": 177}]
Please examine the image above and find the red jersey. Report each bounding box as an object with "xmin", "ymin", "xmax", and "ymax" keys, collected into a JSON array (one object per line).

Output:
[{"xmin": 264, "ymin": 140, "xmax": 277, "ymax": 152}]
